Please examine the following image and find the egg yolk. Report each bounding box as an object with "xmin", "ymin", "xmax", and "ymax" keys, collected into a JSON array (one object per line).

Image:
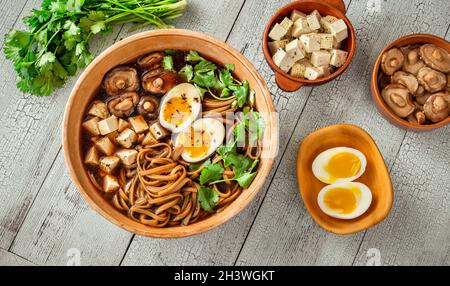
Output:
[
  {"xmin": 178, "ymin": 128, "xmax": 211, "ymax": 158},
  {"xmin": 163, "ymin": 96, "xmax": 192, "ymax": 127},
  {"xmin": 323, "ymin": 187, "xmax": 360, "ymax": 214},
  {"xmin": 324, "ymin": 152, "xmax": 361, "ymax": 181}
]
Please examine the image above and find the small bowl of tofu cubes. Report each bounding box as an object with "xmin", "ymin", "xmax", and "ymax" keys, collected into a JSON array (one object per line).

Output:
[{"xmin": 263, "ymin": 0, "xmax": 355, "ymax": 92}]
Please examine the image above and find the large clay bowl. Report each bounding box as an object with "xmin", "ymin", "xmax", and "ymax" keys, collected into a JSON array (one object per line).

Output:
[{"xmin": 63, "ymin": 29, "xmax": 278, "ymax": 238}]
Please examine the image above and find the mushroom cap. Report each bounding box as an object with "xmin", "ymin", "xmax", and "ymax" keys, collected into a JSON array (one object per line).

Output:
[
  {"xmin": 137, "ymin": 52, "xmax": 164, "ymax": 69},
  {"xmin": 419, "ymin": 44, "xmax": 450, "ymax": 73},
  {"xmin": 137, "ymin": 95, "xmax": 160, "ymax": 120},
  {"xmin": 381, "ymin": 83, "xmax": 415, "ymax": 118},
  {"xmin": 423, "ymin": 92, "xmax": 450, "ymax": 122},
  {"xmin": 107, "ymin": 91, "xmax": 140, "ymax": 118},
  {"xmin": 381, "ymin": 48, "xmax": 405, "ymax": 75},
  {"xmin": 391, "ymin": 71, "xmax": 419, "ymax": 93},
  {"xmin": 141, "ymin": 68, "xmax": 179, "ymax": 95},
  {"xmin": 402, "ymin": 48, "xmax": 426, "ymax": 75},
  {"xmin": 417, "ymin": 67, "xmax": 447, "ymax": 93},
  {"xmin": 103, "ymin": 66, "xmax": 139, "ymax": 96}
]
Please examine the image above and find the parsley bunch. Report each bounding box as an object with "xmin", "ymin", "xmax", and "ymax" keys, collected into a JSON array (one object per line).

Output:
[{"xmin": 4, "ymin": 0, "xmax": 187, "ymax": 96}]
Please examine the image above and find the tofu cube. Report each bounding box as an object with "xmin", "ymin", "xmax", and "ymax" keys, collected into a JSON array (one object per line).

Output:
[
  {"xmin": 118, "ymin": 118, "xmax": 129, "ymax": 132},
  {"xmin": 99, "ymin": 156, "xmax": 121, "ymax": 174},
  {"xmin": 116, "ymin": 149, "xmax": 138, "ymax": 166},
  {"xmin": 142, "ymin": 132, "xmax": 158, "ymax": 146},
  {"xmin": 129, "ymin": 115, "xmax": 149, "ymax": 134},
  {"xmin": 98, "ymin": 115, "xmax": 118, "ymax": 135},
  {"xmin": 318, "ymin": 33, "xmax": 334, "ymax": 50},
  {"xmin": 95, "ymin": 137, "xmax": 115, "ymax": 155},
  {"xmin": 311, "ymin": 50, "xmax": 331, "ymax": 67},
  {"xmin": 272, "ymin": 48, "xmax": 296, "ymax": 72},
  {"xmin": 304, "ymin": 67, "xmax": 324, "ymax": 80},
  {"xmin": 290, "ymin": 10, "xmax": 307, "ymax": 22},
  {"xmin": 268, "ymin": 39, "xmax": 289, "ymax": 55},
  {"xmin": 88, "ymin": 100, "xmax": 109, "ymax": 119},
  {"xmin": 82, "ymin": 117, "xmax": 100, "ymax": 136},
  {"xmin": 103, "ymin": 175, "xmax": 120, "ymax": 193},
  {"xmin": 285, "ymin": 39, "xmax": 305, "ymax": 62},
  {"xmin": 291, "ymin": 18, "xmax": 313, "ymax": 37},
  {"xmin": 299, "ymin": 34, "xmax": 321, "ymax": 53},
  {"xmin": 84, "ymin": 146, "xmax": 99, "ymax": 166},
  {"xmin": 149, "ymin": 122, "xmax": 169, "ymax": 140},
  {"xmin": 329, "ymin": 19, "xmax": 348, "ymax": 42},
  {"xmin": 320, "ymin": 15, "xmax": 339, "ymax": 33},
  {"xmin": 330, "ymin": 49, "xmax": 348, "ymax": 67},
  {"xmin": 317, "ymin": 66, "xmax": 332, "ymax": 77},
  {"xmin": 268, "ymin": 23, "xmax": 288, "ymax": 41},
  {"xmin": 280, "ymin": 17, "xmax": 294, "ymax": 32},
  {"xmin": 333, "ymin": 37, "xmax": 342, "ymax": 49},
  {"xmin": 116, "ymin": 128, "xmax": 137, "ymax": 148},
  {"xmin": 306, "ymin": 10, "xmax": 322, "ymax": 31},
  {"xmin": 289, "ymin": 59, "xmax": 311, "ymax": 78}
]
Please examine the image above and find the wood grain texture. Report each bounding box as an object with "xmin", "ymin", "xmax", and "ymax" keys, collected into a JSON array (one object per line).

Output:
[
  {"xmin": 7, "ymin": 0, "xmax": 247, "ymax": 265},
  {"xmin": 0, "ymin": 249, "xmax": 34, "ymax": 266},
  {"xmin": 0, "ymin": 0, "xmax": 124, "ymax": 249},
  {"xmin": 235, "ymin": 0, "xmax": 450, "ymax": 266},
  {"xmin": 0, "ymin": 0, "xmax": 28, "ymax": 49}
]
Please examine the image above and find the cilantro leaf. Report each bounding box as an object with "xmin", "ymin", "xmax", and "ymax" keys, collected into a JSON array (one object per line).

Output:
[
  {"xmin": 198, "ymin": 186, "xmax": 220, "ymax": 212},
  {"xmin": 162, "ymin": 55, "xmax": 174, "ymax": 71},
  {"xmin": 234, "ymin": 80, "xmax": 249, "ymax": 108},
  {"xmin": 235, "ymin": 172, "xmax": 257, "ymax": 189},
  {"xmin": 199, "ymin": 163, "xmax": 224, "ymax": 185},
  {"xmin": 186, "ymin": 50, "xmax": 205, "ymax": 62},
  {"xmin": 194, "ymin": 60, "xmax": 217, "ymax": 73},
  {"xmin": 179, "ymin": 65, "xmax": 193, "ymax": 81}
]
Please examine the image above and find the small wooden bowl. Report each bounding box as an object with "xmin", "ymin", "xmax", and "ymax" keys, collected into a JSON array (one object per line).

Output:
[
  {"xmin": 371, "ymin": 34, "xmax": 450, "ymax": 131},
  {"xmin": 296, "ymin": 124, "xmax": 393, "ymax": 234},
  {"xmin": 63, "ymin": 29, "xmax": 278, "ymax": 238},
  {"xmin": 263, "ymin": 0, "xmax": 356, "ymax": 92}
]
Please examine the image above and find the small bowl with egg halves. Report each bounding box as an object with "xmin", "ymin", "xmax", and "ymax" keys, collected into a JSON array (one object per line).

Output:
[{"xmin": 296, "ymin": 124, "xmax": 393, "ymax": 234}]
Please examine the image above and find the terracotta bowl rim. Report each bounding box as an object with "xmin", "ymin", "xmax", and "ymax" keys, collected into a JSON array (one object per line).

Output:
[
  {"xmin": 371, "ymin": 33, "xmax": 450, "ymax": 131},
  {"xmin": 262, "ymin": 0, "xmax": 357, "ymax": 85},
  {"xmin": 296, "ymin": 124, "xmax": 394, "ymax": 235},
  {"xmin": 62, "ymin": 29, "xmax": 278, "ymax": 238}
]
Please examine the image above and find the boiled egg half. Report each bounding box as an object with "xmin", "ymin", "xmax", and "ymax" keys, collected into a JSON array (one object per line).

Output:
[
  {"xmin": 174, "ymin": 118, "xmax": 225, "ymax": 163},
  {"xmin": 312, "ymin": 147, "xmax": 367, "ymax": 184},
  {"xmin": 159, "ymin": 83, "xmax": 201, "ymax": 133},
  {"xmin": 317, "ymin": 182, "xmax": 372, "ymax": 219}
]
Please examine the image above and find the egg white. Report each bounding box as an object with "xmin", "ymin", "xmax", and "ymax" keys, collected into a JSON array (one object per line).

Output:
[
  {"xmin": 317, "ymin": 182, "xmax": 372, "ymax": 219},
  {"xmin": 159, "ymin": 83, "xmax": 201, "ymax": 133},
  {"xmin": 312, "ymin": 147, "xmax": 367, "ymax": 184},
  {"xmin": 174, "ymin": 117, "xmax": 225, "ymax": 163}
]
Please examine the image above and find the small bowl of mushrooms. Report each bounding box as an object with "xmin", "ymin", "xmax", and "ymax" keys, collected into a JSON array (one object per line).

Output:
[{"xmin": 371, "ymin": 34, "xmax": 450, "ymax": 131}]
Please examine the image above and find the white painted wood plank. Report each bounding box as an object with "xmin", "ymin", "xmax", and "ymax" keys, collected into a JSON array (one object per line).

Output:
[
  {"xmin": 9, "ymin": 0, "xmax": 247, "ymax": 265},
  {"xmin": 353, "ymin": 126, "xmax": 450, "ymax": 266},
  {"xmin": 0, "ymin": 0, "xmax": 124, "ymax": 249},
  {"xmin": 120, "ymin": 0, "xmax": 316, "ymax": 266},
  {"xmin": 235, "ymin": 0, "xmax": 450, "ymax": 265},
  {"xmin": 0, "ymin": 0, "xmax": 28, "ymax": 49},
  {"xmin": 0, "ymin": 249, "xmax": 34, "ymax": 266}
]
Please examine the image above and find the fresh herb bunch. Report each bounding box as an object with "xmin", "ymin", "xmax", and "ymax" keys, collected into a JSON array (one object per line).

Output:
[{"xmin": 4, "ymin": 0, "xmax": 187, "ymax": 96}]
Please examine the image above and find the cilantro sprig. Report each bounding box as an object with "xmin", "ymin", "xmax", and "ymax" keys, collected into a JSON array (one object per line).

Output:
[
  {"xmin": 180, "ymin": 50, "xmax": 254, "ymax": 106},
  {"xmin": 4, "ymin": 0, "xmax": 187, "ymax": 96}
]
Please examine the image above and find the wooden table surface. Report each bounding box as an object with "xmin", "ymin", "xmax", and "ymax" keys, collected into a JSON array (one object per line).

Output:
[{"xmin": 0, "ymin": 0, "xmax": 449, "ymax": 266}]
